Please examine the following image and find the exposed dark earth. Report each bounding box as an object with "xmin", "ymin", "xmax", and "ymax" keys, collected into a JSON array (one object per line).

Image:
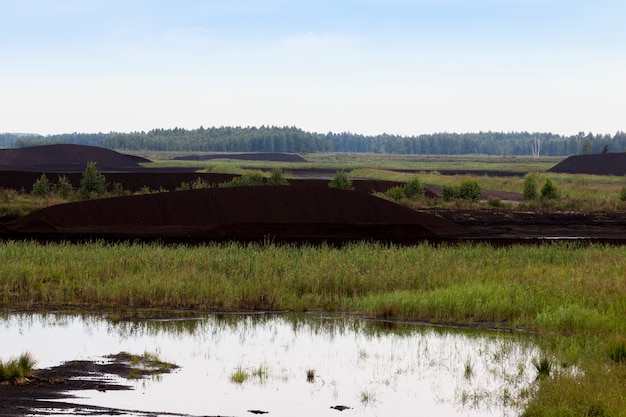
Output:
[
  {"xmin": 0, "ymin": 352, "xmax": 181, "ymax": 417},
  {"xmin": 1, "ymin": 144, "xmax": 626, "ymax": 244},
  {"xmin": 2, "ymin": 145, "xmax": 626, "ymax": 415}
]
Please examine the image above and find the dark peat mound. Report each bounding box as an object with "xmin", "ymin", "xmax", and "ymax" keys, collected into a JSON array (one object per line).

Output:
[
  {"xmin": 2, "ymin": 186, "xmax": 468, "ymax": 243},
  {"xmin": 548, "ymin": 153, "xmax": 626, "ymax": 176},
  {"xmin": 0, "ymin": 144, "xmax": 147, "ymax": 172}
]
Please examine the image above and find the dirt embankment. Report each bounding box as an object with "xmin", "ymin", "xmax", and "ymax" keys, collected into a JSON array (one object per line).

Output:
[{"xmin": 1, "ymin": 144, "xmax": 626, "ymax": 244}]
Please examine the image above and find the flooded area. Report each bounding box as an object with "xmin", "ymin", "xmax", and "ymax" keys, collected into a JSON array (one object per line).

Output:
[{"xmin": 0, "ymin": 313, "xmax": 542, "ymax": 416}]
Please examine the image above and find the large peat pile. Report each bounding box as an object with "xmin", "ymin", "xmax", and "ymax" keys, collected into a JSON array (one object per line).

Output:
[
  {"xmin": 0, "ymin": 144, "xmax": 147, "ymax": 172},
  {"xmin": 3, "ymin": 186, "xmax": 468, "ymax": 243},
  {"xmin": 548, "ymin": 153, "xmax": 626, "ymax": 176}
]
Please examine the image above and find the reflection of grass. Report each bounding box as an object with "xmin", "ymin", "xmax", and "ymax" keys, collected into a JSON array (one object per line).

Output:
[
  {"xmin": 463, "ymin": 359, "xmax": 473, "ymax": 380},
  {"xmin": 252, "ymin": 363, "xmax": 269, "ymax": 382}
]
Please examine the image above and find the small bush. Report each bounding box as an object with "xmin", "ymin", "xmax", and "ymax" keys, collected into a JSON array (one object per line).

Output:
[
  {"xmin": 442, "ymin": 184, "xmax": 459, "ymax": 201},
  {"xmin": 110, "ymin": 182, "xmax": 125, "ymax": 196},
  {"xmin": 403, "ymin": 177, "xmax": 425, "ymax": 198},
  {"xmin": 192, "ymin": 177, "xmax": 211, "ymax": 189},
  {"xmin": 79, "ymin": 161, "xmax": 106, "ymax": 199},
  {"xmin": 139, "ymin": 185, "xmax": 152, "ymax": 194},
  {"xmin": 57, "ymin": 175, "xmax": 74, "ymax": 199},
  {"xmin": 221, "ymin": 172, "xmax": 265, "ymax": 187},
  {"xmin": 487, "ymin": 196, "xmax": 502, "ymax": 207},
  {"xmin": 541, "ymin": 178, "xmax": 560, "ymax": 199},
  {"xmin": 457, "ymin": 179, "xmax": 481, "ymax": 202},
  {"xmin": 31, "ymin": 173, "xmax": 51, "ymax": 197},
  {"xmin": 442, "ymin": 180, "xmax": 481, "ymax": 202},
  {"xmin": 267, "ymin": 167, "xmax": 289, "ymax": 186},
  {"xmin": 523, "ymin": 173, "xmax": 538, "ymax": 201},
  {"xmin": 386, "ymin": 186, "xmax": 406, "ymax": 201},
  {"xmin": 329, "ymin": 171, "xmax": 354, "ymax": 191}
]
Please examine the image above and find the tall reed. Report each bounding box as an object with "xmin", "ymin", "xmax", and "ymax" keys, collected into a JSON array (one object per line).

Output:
[{"xmin": 2, "ymin": 240, "xmax": 626, "ymax": 335}]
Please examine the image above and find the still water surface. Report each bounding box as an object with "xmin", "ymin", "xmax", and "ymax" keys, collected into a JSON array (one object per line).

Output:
[{"xmin": 0, "ymin": 313, "xmax": 539, "ymax": 416}]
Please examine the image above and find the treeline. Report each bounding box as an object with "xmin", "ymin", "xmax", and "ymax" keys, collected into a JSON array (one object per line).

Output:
[{"xmin": 6, "ymin": 127, "xmax": 626, "ymax": 156}]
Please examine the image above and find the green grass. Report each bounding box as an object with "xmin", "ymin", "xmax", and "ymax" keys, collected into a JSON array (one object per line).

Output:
[
  {"xmin": 2, "ymin": 240, "xmax": 626, "ymax": 337},
  {"xmin": 4, "ymin": 239, "xmax": 626, "ymax": 414},
  {"xmin": 230, "ymin": 366, "xmax": 249, "ymax": 384},
  {"xmin": 0, "ymin": 352, "xmax": 36, "ymax": 382}
]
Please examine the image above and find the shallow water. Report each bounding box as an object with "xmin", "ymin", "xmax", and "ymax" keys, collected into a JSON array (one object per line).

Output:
[{"xmin": 0, "ymin": 313, "xmax": 540, "ymax": 416}]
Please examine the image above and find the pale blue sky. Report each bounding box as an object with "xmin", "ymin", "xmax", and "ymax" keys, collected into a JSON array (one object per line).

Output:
[{"xmin": 1, "ymin": 0, "xmax": 624, "ymax": 136}]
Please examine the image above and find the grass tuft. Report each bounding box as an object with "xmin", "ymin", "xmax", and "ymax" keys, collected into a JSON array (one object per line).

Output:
[
  {"xmin": 0, "ymin": 352, "xmax": 36, "ymax": 382},
  {"xmin": 532, "ymin": 356, "xmax": 553, "ymax": 378},
  {"xmin": 231, "ymin": 366, "xmax": 249, "ymax": 384},
  {"xmin": 607, "ymin": 338, "xmax": 626, "ymax": 364}
]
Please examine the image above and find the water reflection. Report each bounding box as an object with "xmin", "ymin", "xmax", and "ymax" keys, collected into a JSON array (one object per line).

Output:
[{"xmin": 0, "ymin": 313, "xmax": 540, "ymax": 416}]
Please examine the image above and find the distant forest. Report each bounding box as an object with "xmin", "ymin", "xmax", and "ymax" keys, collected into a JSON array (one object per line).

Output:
[{"xmin": 2, "ymin": 127, "xmax": 626, "ymax": 156}]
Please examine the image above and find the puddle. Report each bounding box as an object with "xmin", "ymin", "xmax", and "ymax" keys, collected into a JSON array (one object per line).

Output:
[{"xmin": 0, "ymin": 313, "xmax": 540, "ymax": 416}]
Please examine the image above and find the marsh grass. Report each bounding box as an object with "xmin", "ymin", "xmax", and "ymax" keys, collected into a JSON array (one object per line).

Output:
[
  {"xmin": 531, "ymin": 356, "xmax": 553, "ymax": 378},
  {"xmin": 231, "ymin": 366, "xmax": 249, "ymax": 384},
  {"xmin": 3, "ymin": 241, "xmax": 626, "ymax": 337},
  {"xmin": 607, "ymin": 338, "xmax": 626, "ymax": 364},
  {"xmin": 3, "ymin": 240, "xmax": 626, "ymax": 415},
  {"xmin": 0, "ymin": 352, "xmax": 36, "ymax": 381}
]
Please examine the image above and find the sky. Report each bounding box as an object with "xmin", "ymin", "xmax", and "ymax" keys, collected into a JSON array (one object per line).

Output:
[{"xmin": 1, "ymin": 0, "xmax": 625, "ymax": 137}]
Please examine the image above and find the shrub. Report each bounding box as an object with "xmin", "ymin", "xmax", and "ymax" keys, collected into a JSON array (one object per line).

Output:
[
  {"xmin": 403, "ymin": 177, "xmax": 425, "ymax": 198},
  {"xmin": 385, "ymin": 186, "xmax": 406, "ymax": 201},
  {"xmin": 457, "ymin": 179, "xmax": 481, "ymax": 202},
  {"xmin": 31, "ymin": 173, "xmax": 50, "ymax": 197},
  {"xmin": 442, "ymin": 184, "xmax": 459, "ymax": 201},
  {"xmin": 541, "ymin": 178, "xmax": 560, "ymax": 199},
  {"xmin": 267, "ymin": 167, "xmax": 289, "ymax": 186},
  {"xmin": 79, "ymin": 161, "xmax": 106, "ymax": 199},
  {"xmin": 441, "ymin": 180, "xmax": 481, "ymax": 202},
  {"xmin": 220, "ymin": 172, "xmax": 265, "ymax": 187},
  {"xmin": 619, "ymin": 186, "xmax": 626, "ymax": 202},
  {"xmin": 111, "ymin": 182, "xmax": 125, "ymax": 196},
  {"xmin": 192, "ymin": 177, "xmax": 211, "ymax": 189},
  {"xmin": 523, "ymin": 173, "xmax": 538, "ymax": 201},
  {"xmin": 329, "ymin": 171, "xmax": 354, "ymax": 191},
  {"xmin": 57, "ymin": 175, "xmax": 73, "ymax": 199},
  {"xmin": 487, "ymin": 196, "xmax": 502, "ymax": 207}
]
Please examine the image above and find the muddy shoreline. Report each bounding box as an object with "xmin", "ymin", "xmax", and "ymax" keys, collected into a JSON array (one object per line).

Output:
[{"xmin": 0, "ymin": 352, "xmax": 185, "ymax": 417}]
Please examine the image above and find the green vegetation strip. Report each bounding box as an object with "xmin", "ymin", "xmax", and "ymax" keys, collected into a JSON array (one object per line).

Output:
[
  {"xmin": 3, "ymin": 240, "xmax": 626, "ymax": 415},
  {"xmin": 1, "ymin": 241, "xmax": 625, "ymax": 335}
]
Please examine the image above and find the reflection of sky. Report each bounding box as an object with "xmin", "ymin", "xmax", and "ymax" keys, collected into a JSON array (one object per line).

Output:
[{"xmin": 0, "ymin": 313, "xmax": 539, "ymax": 417}]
